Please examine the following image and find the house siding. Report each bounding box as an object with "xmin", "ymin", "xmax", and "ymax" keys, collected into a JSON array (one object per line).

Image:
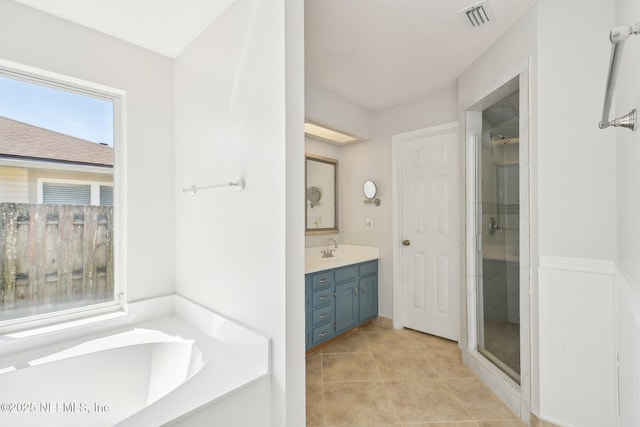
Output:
[{"xmin": 0, "ymin": 166, "xmax": 28, "ymax": 203}]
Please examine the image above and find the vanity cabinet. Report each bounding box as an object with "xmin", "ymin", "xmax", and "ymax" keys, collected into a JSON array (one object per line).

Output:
[{"xmin": 305, "ymin": 260, "xmax": 378, "ymax": 350}]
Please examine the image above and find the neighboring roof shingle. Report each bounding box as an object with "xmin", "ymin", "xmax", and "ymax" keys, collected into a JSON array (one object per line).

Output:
[{"xmin": 0, "ymin": 116, "xmax": 113, "ymax": 167}]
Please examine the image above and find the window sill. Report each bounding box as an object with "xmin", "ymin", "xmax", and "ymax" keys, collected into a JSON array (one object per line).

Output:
[{"xmin": 0, "ymin": 295, "xmax": 173, "ymax": 359}]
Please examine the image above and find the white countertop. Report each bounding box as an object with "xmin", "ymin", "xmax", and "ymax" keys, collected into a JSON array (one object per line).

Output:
[{"xmin": 305, "ymin": 244, "xmax": 379, "ymax": 274}]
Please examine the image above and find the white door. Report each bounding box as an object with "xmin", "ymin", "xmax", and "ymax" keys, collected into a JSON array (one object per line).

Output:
[{"xmin": 397, "ymin": 123, "xmax": 460, "ymax": 341}]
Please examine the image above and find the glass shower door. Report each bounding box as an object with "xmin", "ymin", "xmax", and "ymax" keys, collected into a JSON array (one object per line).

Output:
[{"xmin": 476, "ymin": 85, "xmax": 520, "ymax": 383}]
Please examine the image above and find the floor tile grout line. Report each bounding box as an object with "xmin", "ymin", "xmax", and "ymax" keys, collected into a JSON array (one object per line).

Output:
[
  {"xmin": 362, "ymin": 331, "xmax": 410, "ymax": 424},
  {"xmin": 441, "ymin": 374, "xmax": 477, "ymax": 423},
  {"xmin": 368, "ymin": 342, "xmax": 402, "ymax": 425}
]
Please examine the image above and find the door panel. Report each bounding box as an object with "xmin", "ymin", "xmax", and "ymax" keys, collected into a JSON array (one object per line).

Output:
[
  {"xmin": 335, "ymin": 281, "xmax": 358, "ymax": 334},
  {"xmin": 401, "ymin": 126, "xmax": 460, "ymax": 341},
  {"xmin": 359, "ymin": 276, "xmax": 377, "ymax": 322}
]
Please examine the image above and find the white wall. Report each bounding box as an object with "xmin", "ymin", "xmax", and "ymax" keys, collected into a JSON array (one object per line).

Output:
[
  {"xmin": 615, "ymin": 0, "xmax": 640, "ymax": 291},
  {"xmin": 174, "ymin": 0, "xmax": 304, "ymax": 425},
  {"xmin": 614, "ymin": 0, "xmax": 640, "ymax": 425},
  {"xmin": 306, "ymin": 82, "xmax": 373, "ymax": 140},
  {"xmin": 537, "ymin": 1, "xmax": 616, "ymax": 261},
  {"xmin": 536, "ymin": 0, "xmax": 618, "ymax": 425},
  {"xmin": 347, "ymin": 83, "xmax": 459, "ymax": 319},
  {"xmin": 0, "ymin": 1, "xmax": 175, "ymax": 302}
]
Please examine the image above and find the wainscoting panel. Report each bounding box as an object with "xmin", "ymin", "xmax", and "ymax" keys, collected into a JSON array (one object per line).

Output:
[
  {"xmin": 616, "ymin": 271, "xmax": 640, "ymax": 427},
  {"xmin": 538, "ymin": 256, "xmax": 617, "ymax": 427}
]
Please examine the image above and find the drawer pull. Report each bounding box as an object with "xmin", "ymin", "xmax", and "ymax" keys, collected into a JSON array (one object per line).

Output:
[
  {"xmin": 319, "ymin": 296, "xmax": 328, "ymax": 301},
  {"xmin": 320, "ymin": 313, "xmax": 328, "ymax": 319},
  {"xmin": 320, "ymin": 331, "xmax": 329, "ymax": 337},
  {"xmin": 319, "ymin": 278, "xmax": 328, "ymax": 283}
]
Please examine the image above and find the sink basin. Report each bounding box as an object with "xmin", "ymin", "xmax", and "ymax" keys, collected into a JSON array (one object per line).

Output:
[{"xmin": 305, "ymin": 245, "xmax": 379, "ymax": 274}]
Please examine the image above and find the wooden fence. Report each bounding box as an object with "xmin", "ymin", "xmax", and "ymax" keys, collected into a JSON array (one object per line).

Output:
[{"xmin": 0, "ymin": 203, "xmax": 114, "ymax": 319}]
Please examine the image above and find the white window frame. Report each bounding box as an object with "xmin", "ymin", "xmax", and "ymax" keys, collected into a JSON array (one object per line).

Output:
[
  {"xmin": 0, "ymin": 58, "xmax": 127, "ymax": 334},
  {"xmin": 37, "ymin": 177, "xmax": 114, "ymax": 206}
]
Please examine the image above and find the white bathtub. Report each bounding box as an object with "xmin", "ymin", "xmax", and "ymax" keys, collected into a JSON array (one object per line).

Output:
[{"xmin": 0, "ymin": 295, "xmax": 271, "ymax": 426}]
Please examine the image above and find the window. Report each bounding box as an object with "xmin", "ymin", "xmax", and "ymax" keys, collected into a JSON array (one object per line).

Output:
[
  {"xmin": 43, "ymin": 182, "xmax": 91, "ymax": 205},
  {"xmin": 39, "ymin": 179, "xmax": 113, "ymax": 206},
  {"xmin": 0, "ymin": 60, "xmax": 124, "ymax": 328}
]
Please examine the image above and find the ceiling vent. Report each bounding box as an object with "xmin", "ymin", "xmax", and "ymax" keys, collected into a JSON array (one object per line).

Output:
[{"xmin": 460, "ymin": 1, "xmax": 494, "ymax": 29}]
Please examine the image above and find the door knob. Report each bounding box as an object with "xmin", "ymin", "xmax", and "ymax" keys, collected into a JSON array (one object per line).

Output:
[{"xmin": 402, "ymin": 240, "xmax": 411, "ymax": 246}]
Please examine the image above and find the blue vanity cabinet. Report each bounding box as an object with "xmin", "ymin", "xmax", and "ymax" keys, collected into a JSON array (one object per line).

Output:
[
  {"xmin": 305, "ymin": 270, "xmax": 335, "ymax": 350},
  {"xmin": 359, "ymin": 261, "xmax": 378, "ymax": 322},
  {"xmin": 305, "ymin": 275, "xmax": 312, "ymax": 349},
  {"xmin": 306, "ymin": 259, "xmax": 378, "ymax": 351},
  {"xmin": 334, "ymin": 264, "xmax": 359, "ymax": 335}
]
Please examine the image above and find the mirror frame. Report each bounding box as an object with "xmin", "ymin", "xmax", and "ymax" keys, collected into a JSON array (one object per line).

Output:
[{"xmin": 305, "ymin": 153, "xmax": 338, "ymax": 235}]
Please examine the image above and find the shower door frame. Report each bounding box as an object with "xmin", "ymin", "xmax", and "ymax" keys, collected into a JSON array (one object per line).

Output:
[{"xmin": 462, "ymin": 59, "xmax": 531, "ymax": 425}]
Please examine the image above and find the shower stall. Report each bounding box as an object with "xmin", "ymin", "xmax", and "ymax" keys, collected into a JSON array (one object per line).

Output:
[
  {"xmin": 475, "ymin": 85, "xmax": 520, "ymax": 382},
  {"xmin": 464, "ymin": 68, "xmax": 530, "ymax": 420}
]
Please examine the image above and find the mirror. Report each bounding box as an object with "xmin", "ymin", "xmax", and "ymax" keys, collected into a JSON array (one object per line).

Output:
[
  {"xmin": 363, "ymin": 180, "xmax": 381, "ymax": 206},
  {"xmin": 306, "ymin": 154, "xmax": 338, "ymax": 234},
  {"xmin": 363, "ymin": 180, "xmax": 377, "ymax": 199}
]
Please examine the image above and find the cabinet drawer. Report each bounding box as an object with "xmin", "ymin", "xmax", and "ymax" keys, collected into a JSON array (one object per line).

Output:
[
  {"xmin": 311, "ymin": 271, "xmax": 333, "ymax": 290},
  {"xmin": 312, "ymin": 305, "xmax": 334, "ymax": 326},
  {"xmin": 335, "ymin": 265, "xmax": 358, "ymax": 284},
  {"xmin": 312, "ymin": 288, "xmax": 333, "ymax": 307},
  {"xmin": 359, "ymin": 260, "xmax": 378, "ymax": 277},
  {"xmin": 312, "ymin": 323, "xmax": 334, "ymax": 345}
]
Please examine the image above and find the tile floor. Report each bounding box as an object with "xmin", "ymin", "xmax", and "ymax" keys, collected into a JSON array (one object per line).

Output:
[{"xmin": 306, "ymin": 322, "xmax": 526, "ymax": 427}]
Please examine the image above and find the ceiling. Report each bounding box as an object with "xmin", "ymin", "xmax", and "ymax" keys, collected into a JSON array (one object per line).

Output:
[
  {"xmin": 305, "ymin": 0, "xmax": 535, "ymax": 110},
  {"xmin": 10, "ymin": 0, "xmax": 236, "ymax": 58},
  {"xmin": 11, "ymin": 0, "xmax": 535, "ymax": 111}
]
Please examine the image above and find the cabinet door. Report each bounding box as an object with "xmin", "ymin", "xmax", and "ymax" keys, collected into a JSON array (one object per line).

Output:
[
  {"xmin": 359, "ymin": 275, "xmax": 378, "ymax": 322},
  {"xmin": 335, "ymin": 281, "xmax": 359, "ymax": 334}
]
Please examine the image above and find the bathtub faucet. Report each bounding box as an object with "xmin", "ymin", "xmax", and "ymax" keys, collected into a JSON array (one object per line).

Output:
[{"xmin": 322, "ymin": 238, "xmax": 338, "ymax": 258}]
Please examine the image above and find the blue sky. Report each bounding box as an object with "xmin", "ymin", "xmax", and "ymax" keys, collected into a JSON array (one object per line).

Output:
[{"xmin": 0, "ymin": 75, "xmax": 114, "ymax": 146}]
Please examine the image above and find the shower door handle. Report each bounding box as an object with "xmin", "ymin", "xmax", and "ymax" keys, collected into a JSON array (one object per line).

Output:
[{"xmin": 488, "ymin": 217, "xmax": 503, "ymax": 235}]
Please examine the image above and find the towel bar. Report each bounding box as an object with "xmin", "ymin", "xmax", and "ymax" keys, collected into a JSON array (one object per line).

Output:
[
  {"xmin": 599, "ymin": 23, "xmax": 639, "ymax": 131},
  {"xmin": 183, "ymin": 178, "xmax": 246, "ymax": 196}
]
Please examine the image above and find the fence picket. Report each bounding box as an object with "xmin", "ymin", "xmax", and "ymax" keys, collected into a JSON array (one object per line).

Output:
[{"xmin": 0, "ymin": 203, "xmax": 114, "ymax": 320}]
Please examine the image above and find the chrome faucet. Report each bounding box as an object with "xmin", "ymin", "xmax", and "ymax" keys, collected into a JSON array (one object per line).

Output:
[{"xmin": 322, "ymin": 238, "xmax": 338, "ymax": 258}]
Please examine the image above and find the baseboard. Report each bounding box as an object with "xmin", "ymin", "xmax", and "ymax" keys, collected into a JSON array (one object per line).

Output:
[
  {"xmin": 531, "ymin": 412, "xmax": 561, "ymax": 427},
  {"xmin": 371, "ymin": 315, "xmax": 392, "ymax": 329}
]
